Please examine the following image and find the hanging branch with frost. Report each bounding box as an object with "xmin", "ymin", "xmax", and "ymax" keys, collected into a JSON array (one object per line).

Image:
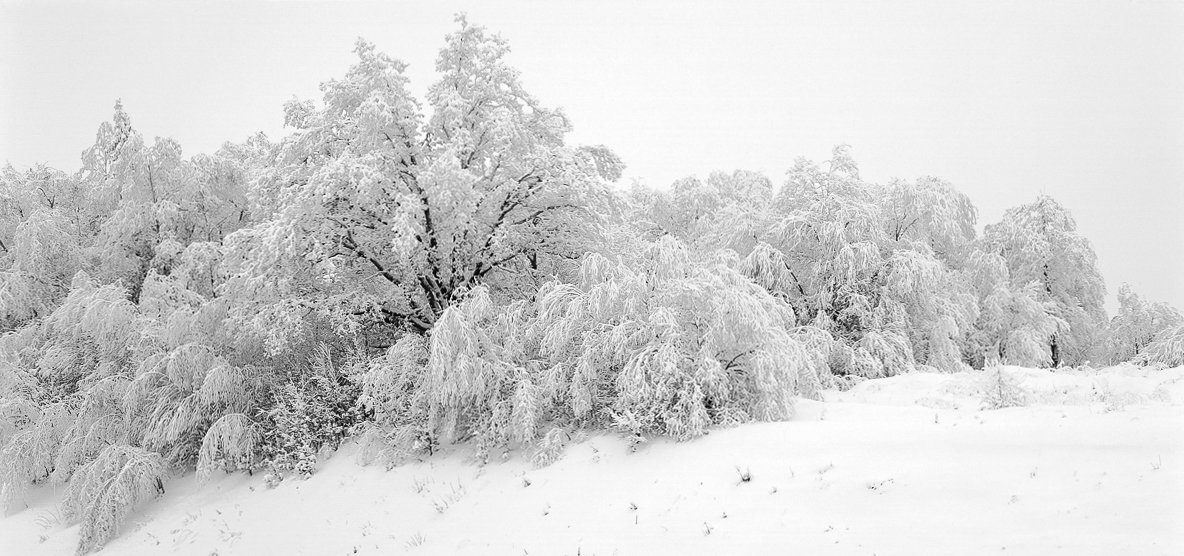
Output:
[
  {"xmin": 1141, "ymin": 325, "xmax": 1184, "ymax": 367},
  {"xmin": 123, "ymin": 343, "xmax": 252, "ymax": 466},
  {"xmin": 359, "ymin": 286, "xmax": 535, "ymax": 463},
  {"xmin": 61, "ymin": 444, "xmax": 166, "ymax": 555}
]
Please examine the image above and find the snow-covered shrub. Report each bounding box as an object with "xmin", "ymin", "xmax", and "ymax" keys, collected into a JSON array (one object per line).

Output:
[
  {"xmin": 123, "ymin": 343, "xmax": 249, "ymax": 466},
  {"xmin": 417, "ymin": 287, "xmax": 531, "ymax": 447},
  {"xmin": 0, "ymin": 396, "xmax": 39, "ymax": 446},
  {"xmin": 0, "ymin": 275, "xmax": 145, "ymax": 512},
  {"xmin": 532, "ymin": 239, "xmax": 817, "ymax": 441},
  {"xmin": 358, "ymin": 238, "xmax": 823, "ymax": 463},
  {"xmin": 1104, "ymin": 285, "xmax": 1184, "ymax": 366},
  {"xmin": 357, "ymin": 334, "xmax": 431, "ymax": 462},
  {"xmin": 980, "ymin": 367, "xmax": 1027, "ymax": 409},
  {"xmin": 260, "ymin": 346, "xmax": 364, "ymax": 482},
  {"xmin": 352, "ymin": 423, "xmax": 400, "ymax": 469},
  {"xmin": 358, "ymin": 288, "xmax": 536, "ymax": 463},
  {"xmin": 532, "ymin": 427, "xmax": 570, "ymax": 468},
  {"xmin": 0, "ymin": 401, "xmax": 73, "ymax": 512},
  {"xmin": 196, "ymin": 413, "xmax": 261, "ymax": 483},
  {"xmin": 1142, "ymin": 325, "xmax": 1184, "ymax": 367},
  {"xmin": 261, "ymin": 383, "xmax": 324, "ymax": 481},
  {"xmin": 51, "ymin": 376, "xmax": 128, "ymax": 485},
  {"xmin": 0, "ymin": 209, "xmax": 81, "ymax": 331},
  {"xmin": 61, "ymin": 444, "xmax": 165, "ymax": 554}
]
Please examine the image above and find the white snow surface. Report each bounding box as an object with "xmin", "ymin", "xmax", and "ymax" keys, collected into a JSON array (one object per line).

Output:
[{"xmin": 3, "ymin": 365, "xmax": 1182, "ymax": 555}]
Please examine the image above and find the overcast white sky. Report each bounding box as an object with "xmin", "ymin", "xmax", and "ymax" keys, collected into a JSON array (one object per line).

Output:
[{"xmin": 2, "ymin": 0, "xmax": 1182, "ymax": 313}]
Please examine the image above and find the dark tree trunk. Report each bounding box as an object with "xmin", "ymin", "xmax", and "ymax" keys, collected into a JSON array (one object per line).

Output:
[{"xmin": 1050, "ymin": 335, "xmax": 1061, "ymax": 368}]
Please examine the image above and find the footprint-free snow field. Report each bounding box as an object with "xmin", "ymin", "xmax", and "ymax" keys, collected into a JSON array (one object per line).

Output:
[{"xmin": 4, "ymin": 365, "xmax": 1182, "ymax": 556}]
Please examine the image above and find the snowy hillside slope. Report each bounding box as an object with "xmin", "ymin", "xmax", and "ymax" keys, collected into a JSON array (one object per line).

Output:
[{"xmin": 3, "ymin": 365, "xmax": 1182, "ymax": 556}]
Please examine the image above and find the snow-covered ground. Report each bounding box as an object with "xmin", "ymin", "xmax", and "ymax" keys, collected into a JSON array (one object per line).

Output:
[{"xmin": 4, "ymin": 365, "xmax": 1182, "ymax": 555}]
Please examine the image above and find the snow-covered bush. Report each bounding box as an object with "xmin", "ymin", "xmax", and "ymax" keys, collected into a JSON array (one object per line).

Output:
[
  {"xmin": 980, "ymin": 367, "xmax": 1028, "ymax": 409},
  {"xmin": 1106, "ymin": 284, "xmax": 1183, "ymax": 365},
  {"xmin": 0, "ymin": 275, "xmax": 142, "ymax": 511},
  {"xmin": 61, "ymin": 444, "xmax": 165, "ymax": 554},
  {"xmin": 122, "ymin": 343, "xmax": 251, "ymax": 467},
  {"xmin": 358, "ymin": 238, "xmax": 825, "ymax": 463},
  {"xmin": 533, "ymin": 239, "xmax": 818, "ymax": 440},
  {"xmin": 0, "ymin": 401, "xmax": 73, "ymax": 512},
  {"xmin": 196, "ymin": 413, "xmax": 261, "ymax": 483},
  {"xmin": 662, "ymin": 148, "xmax": 983, "ymax": 376},
  {"xmin": 260, "ymin": 346, "xmax": 365, "ymax": 483},
  {"xmin": 358, "ymin": 287, "xmax": 536, "ymax": 463},
  {"xmin": 1142, "ymin": 325, "xmax": 1184, "ymax": 367}
]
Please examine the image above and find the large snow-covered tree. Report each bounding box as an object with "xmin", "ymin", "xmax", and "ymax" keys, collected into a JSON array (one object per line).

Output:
[
  {"xmin": 226, "ymin": 17, "xmax": 621, "ymax": 348},
  {"xmin": 982, "ymin": 196, "xmax": 1106, "ymax": 366}
]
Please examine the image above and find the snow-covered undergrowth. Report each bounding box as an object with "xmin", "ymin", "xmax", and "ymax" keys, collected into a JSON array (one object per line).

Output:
[{"xmin": 3, "ymin": 365, "xmax": 1181, "ymax": 556}]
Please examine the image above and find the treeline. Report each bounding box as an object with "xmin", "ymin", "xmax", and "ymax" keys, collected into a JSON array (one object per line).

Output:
[{"xmin": 1, "ymin": 16, "xmax": 1181, "ymax": 554}]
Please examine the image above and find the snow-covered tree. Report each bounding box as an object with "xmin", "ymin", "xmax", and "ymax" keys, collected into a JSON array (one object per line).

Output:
[
  {"xmin": 963, "ymin": 251, "xmax": 1063, "ymax": 367},
  {"xmin": 730, "ymin": 148, "xmax": 978, "ymax": 374},
  {"xmin": 758, "ymin": 149, "xmax": 886, "ymax": 329},
  {"xmin": 1142, "ymin": 325, "xmax": 1184, "ymax": 367},
  {"xmin": 0, "ymin": 273, "xmax": 140, "ymax": 514},
  {"xmin": 1106, "ymin": 284, "xmax": 1183, "ymax": 364},
  {"xmin": 75, "ymin": 102, "xmax": 252, "ymax": 302},
  {"xmin": 4, "ymin": 13, "xmax": 1168, "ymax": 553},
  {"xmin": 0, "ymin": 164, "xmax": 85, "ymax": 260},
  {"xmin": 627, "ymin": 169, "xmax": 776, "ymax": 251},
  {"xmin": 982, "ymin": 196, "xmax": 1106, "ymax": 366},
  {"xmin": 880, "ymin": 175, "xmax": 977, "ymax": 266},
  {"xmin": 532, "ymin": 239, "xmax": 823, "ymax": 438},
  {"xmin": 62, "ymin": 444, "xmax": 166, "ymax": 554},
  {"xmin": 225, "ymin": 17, "xmax": 620, "ymax": 351},
  {"xmin": 359, "ymin": 236, "xmax": 827, "ymax": 464},
  {"xmin": 0, "ymin": 209, "xmax": 82, "ymax": 330}
]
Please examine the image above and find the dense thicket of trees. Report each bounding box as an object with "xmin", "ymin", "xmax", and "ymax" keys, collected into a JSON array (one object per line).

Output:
[{"xmin": 0, "ymin": 17, "xmax": 1180, "ymax": 554}]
